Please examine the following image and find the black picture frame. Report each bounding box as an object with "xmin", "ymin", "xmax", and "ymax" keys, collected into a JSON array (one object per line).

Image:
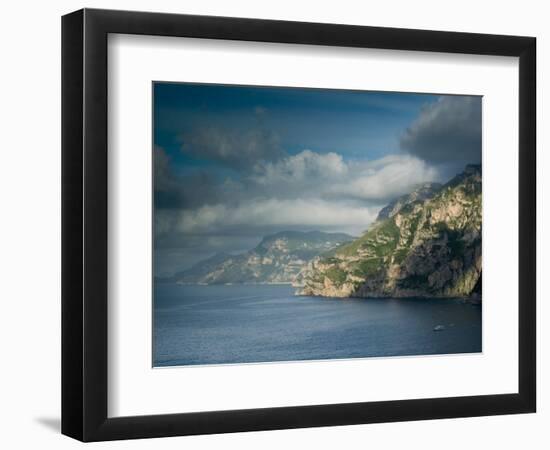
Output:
[{"xmin": 62, "ymin": 8, "xmax": 536, "ymax": 442}]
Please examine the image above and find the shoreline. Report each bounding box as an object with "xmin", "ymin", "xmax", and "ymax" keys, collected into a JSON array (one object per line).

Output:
[{"xmin": 164, "ymin": 281, "xmax": 481, "ymax": 303}]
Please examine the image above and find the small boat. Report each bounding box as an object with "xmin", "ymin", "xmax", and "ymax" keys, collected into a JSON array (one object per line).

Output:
[{"xmin": 433, "ymin": 325, "xmax": 445, "ymax": 332}]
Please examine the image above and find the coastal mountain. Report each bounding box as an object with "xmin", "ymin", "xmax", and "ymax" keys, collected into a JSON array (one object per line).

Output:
[
  {"xmin": 171, "ymin": 252, "xmax": 232, "ymax": 283},
  {"xmin": 298, "ymin": 165, "xmax": 482, "ymax": 298},
  {"xmin": 172, "ymin": 231, "xmax": 354, "ymax": 285},
  {"xmin": 376, "ymin": 182, "xmax": 442, "ymax": 221}
]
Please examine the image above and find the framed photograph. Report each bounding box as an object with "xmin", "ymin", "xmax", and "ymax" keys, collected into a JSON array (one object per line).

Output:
[{"xmin": 62, "ymin": 8, "xmax": 536, "ymax": 441}]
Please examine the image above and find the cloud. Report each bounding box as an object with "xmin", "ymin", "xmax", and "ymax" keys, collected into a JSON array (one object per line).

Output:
[
  {"xmin": 329, "ymin": 155, "xmax": 439, "ymax": 201},
  {"xmin": 400, "ymin": 96, "xmax": 481, "ymax": 164},
  {"xmin": 154, "ymin": 145, "xmax": 228, "ymax": 209},
  {"xmin": 180, "ymin": 126, "xmax": 283, "ymax": 169},
  {"xmin": 157, "ymin": 148, "xmax": 438, "ymax": 216},
  {"xmin": 155, "ymin": 149, "xmax": 441, "ymax": 242},
  {"xmin": 250, "ymin": 150, "xmax": 439, "ymax": 202},
  {"xmin": 250, "ymin": 150, "xmax": 347, "ymax": 186},
  {"xmin": 157, "ymin": 198, "xmax": 379, "ymax": 238}
]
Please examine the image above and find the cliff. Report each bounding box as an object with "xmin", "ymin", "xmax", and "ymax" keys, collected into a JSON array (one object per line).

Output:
[{"xmin": 298, "ymin": 165, "xmax": 482, "ymax": 298}]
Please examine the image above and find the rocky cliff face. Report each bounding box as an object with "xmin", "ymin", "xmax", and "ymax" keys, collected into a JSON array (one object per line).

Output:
[
  {"xmin": 376, "ymin": 182, "xmax": 442, "ymax": 221},
  {"xmin": 298, "ymin": 165, "xmax": 481, "ymax": 298},
  {"xmin": 172, "ymin": 231, "xmax": 354, "ymax": 285}
]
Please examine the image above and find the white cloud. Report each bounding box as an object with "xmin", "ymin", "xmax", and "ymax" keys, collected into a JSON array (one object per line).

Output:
[
  {"xmin": 156, "ymin": 150, "xmax": 441, "ymax": 239},
  {"xmin": 158, "ymin": 198, "xmax": 379, "ymax": 237},
  {"xmin": 251, "ymin": 149, "xmax": 348, "ymax": 186},
  {"xmin": 329, "ymin": 154, "xmax": 439, "ymax": 201},
  {"xmin": 250, "ymin": 150, "xmax": 439, "ymax": 202}
]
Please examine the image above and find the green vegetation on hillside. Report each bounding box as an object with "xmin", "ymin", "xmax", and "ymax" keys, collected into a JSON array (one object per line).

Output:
[{"xmin": 298, "ymin": 165, "xmax": 482, "ymax": 299}]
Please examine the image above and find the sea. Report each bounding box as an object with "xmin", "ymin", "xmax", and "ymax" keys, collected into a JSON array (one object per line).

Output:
[{"xmin": 153, "ymin": 283, "xmax": 481, "ymax": 367}]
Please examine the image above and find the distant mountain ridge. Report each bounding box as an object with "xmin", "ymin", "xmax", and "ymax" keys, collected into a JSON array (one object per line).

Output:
[
  {"xmin": 298, "ymin": 165, "xmax": 482, "ymax": 298},
  {"xmin": 171, "ymin": 230, "xmax": 354, "ymax": 285}
]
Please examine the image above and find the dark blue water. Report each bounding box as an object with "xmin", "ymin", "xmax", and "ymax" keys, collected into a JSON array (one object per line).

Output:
[{"xmin": 153, "ymin": 284, "xmax": 481, "ymax": 367}]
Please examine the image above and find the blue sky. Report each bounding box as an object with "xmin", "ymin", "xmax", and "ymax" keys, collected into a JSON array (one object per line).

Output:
[
  {"xmin": 154, "ymin": 83, "xmax": 439, "ymax": 167},
  {"xmin": 153, "ymin": 82, "xmax": 481, "ymax": 275}
]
